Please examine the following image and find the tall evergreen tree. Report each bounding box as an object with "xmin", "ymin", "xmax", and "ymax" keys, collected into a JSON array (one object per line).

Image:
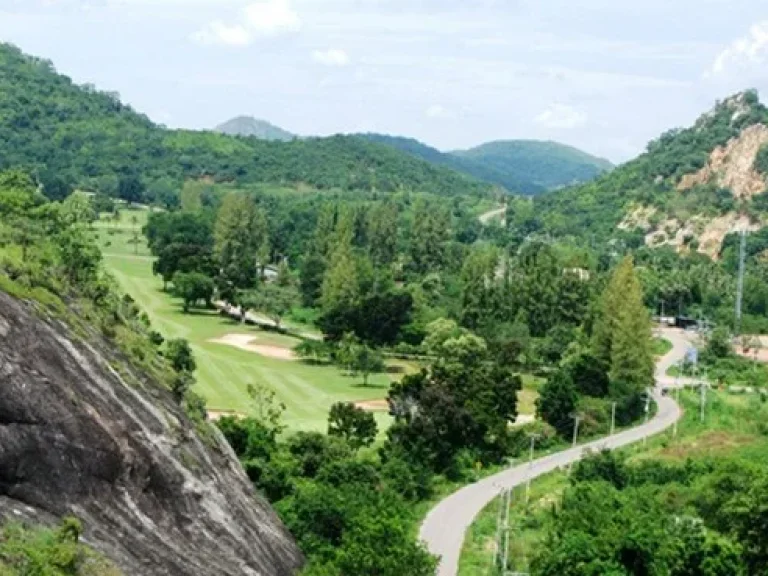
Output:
[
  {"xmin": 593, "ymin": 257, "xmax": 654, "ymax": 397},
  {"xmin": 214, "ymin": 194, "xmax": 269, "ymax": 298}
]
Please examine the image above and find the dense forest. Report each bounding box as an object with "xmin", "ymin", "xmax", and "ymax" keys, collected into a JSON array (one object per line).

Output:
[{"xmin": 0, "ymin": 43, "xmax": 491, "ymax": 202}]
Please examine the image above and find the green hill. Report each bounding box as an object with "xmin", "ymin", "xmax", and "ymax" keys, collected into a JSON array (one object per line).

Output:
[
  {"xmin": 358, "ymin": 133, "xmax": 546, "ymax": 195},
  {"xmin": 452, "ymin": 140, "xmax": 613, "ymax": 191},
  {"xmin": 215, "ymin": 116, "xmax": 295, "ymax": 141},
  {"xmin": 0, "ymin": 43, "xmax": 489, "ymax": 199},
  {"xmin": 528, "ymin": 90, "xmax": 768, "ymax": 253}
]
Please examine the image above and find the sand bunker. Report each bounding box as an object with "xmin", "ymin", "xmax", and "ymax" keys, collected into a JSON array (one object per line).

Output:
[
  {"xmin": 207, "ymin": 409, "xmax": 246, "ymax": 422},
  {"xmin": 209, "ymin": 333, "xmax": 296, "ymax": 361},
  {"xmin": 354, "ymin": 399, "xmax": 389, "ymax": 412}
]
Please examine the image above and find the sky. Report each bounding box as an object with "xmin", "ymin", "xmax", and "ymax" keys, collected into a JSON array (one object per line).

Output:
[{"xmin": 1, "ymin": 0, "xmax": 767, "ymax": 163}]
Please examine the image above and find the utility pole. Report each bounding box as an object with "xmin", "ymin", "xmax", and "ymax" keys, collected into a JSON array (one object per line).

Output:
[
  {"xmin": 672, "ymin": 361, "xmax": 681, "ymax": 438},
  {"xmin": 491, "ymin": 487, "xmax": 505, "ymax": 572},
  {"xmin": 525, "ymin": 434, "xmax": 541, "ymax": 505},
  {"xmin": 700, "ymin": 372, "xmax": 708, "ymax": 424},
  {"xmin": 568, "ymin": 414, "xmax": 581, "ymax": 474},
  {"xmin": 735, "ymin": 228, "xmax": 747, "ymax": 337},
  {"xmin": 610, "ymin": 402, "xmax": 617, "ymax": 436},
  {"xmin": 501, "ymin": 490, "xmax": 512, "ymax": 573},
  {"xmin": 643, "ymin": 389, "xmax": 652, "ymax": 446}
]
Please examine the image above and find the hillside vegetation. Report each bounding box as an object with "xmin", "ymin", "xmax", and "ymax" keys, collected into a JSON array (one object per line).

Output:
[
  {"xmin": 361, "ymin": 133, "xmax": 612, "ymax": 195},
  {"xmin": 531, "ymin": 91, "xmax": 768, "ymax": 247},
  {"xmin": 0, "ymin": 43, "xmax": 489, "ymax": 199},
  {"xmin": 453, "ymin": 139, "xmax": 613, "ymax": 191},
  {"xmin": 215, "ymin": 116, "xmax": 295, "ymax": 141}
]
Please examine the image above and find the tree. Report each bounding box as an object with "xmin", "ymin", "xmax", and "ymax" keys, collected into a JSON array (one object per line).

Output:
[
  {"xmin": 173, "ymin": 272, "xmax": 215, "ymax": 312},
  {"xmin": 242, "ymin": 283, "xmax": 299, "ymax": 330},
  {"xmin": 387, "ymin": 348, "xmax": 521, "ymax": 471},
  {"xmin": 410, "ymin": 199, "xmax": 451, "ymax": 274},
  {"xmin": 593, "ymin": 256, "xmax": 654, "ymax": 398},
  {"xmin": 367, "ymin": 201, "xmax": 398, "ymax": 266},
  {"xmin": 60, "ymin": 191, "xmax": 96, "ymax": 226},
  {"xmin": 327, "ymin": 402, "xmax": 378, "ymax": 450},
  {"xmin": 321, "ymin": 236, "xmax": 358, "ymax": 313},
  {"xmin": 117, "ymin": 175, "xmax": 145, "ymax": 204},
  {"xmin": 165, "ymin": 338, "xmax": 196, "ymax": 373},
  {"xmin": 0, "ymin": 170, "xmax": 36, "ymax": 215},
  {"xmin": 566, "ymin": 351, "xmax": 610, "ymax": 398},
  {"xmin": 536, "ymin": 369, "xmax": 578, "ymax": 438},
  {"xmin": 246, "ymin": 381, "xmax": 286, "ymax": 434},
  {"xmin": 460, "ymin": 245, "xmax": 499, "ymax": 331},
  {"xmin": 214, "ymin": 193, "xmax": 269, "ymax": 296},
  {"xmin": 349, "ymin": 344, "xmax": 384, "ymax": 387},
  {"xmin": 294, "ymin": 339, "xmax": 333, "ymax": 364},
  {"xmin": 299, "ymin": 251, "xmax": 326, "ymax": 307},
  {"xmin": 705, "ymin": 327, "xmax": 733, "ymax": 360}
]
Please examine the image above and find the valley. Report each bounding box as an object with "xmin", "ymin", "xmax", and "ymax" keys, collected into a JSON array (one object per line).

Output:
[{"xmin": 2, "ymin": 21, "xmax": 768, "ymax": 576}]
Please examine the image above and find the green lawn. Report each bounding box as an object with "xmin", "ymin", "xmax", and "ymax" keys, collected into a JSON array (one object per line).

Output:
[{"xmin": 93, "ymin": 209, "xmax": 393, "ymax": 433}]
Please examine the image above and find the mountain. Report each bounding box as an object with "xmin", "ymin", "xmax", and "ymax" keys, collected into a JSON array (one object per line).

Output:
[
  {"xmin": 530, "ymin": 90, "xmax": 768, "ymax": 257},
  {"xmin": 358, "ymin": 134, "xmax": 611, "ymax": 195},
  {"xmin": 215, "ymin": 116, "xmax": 295, "ymax": 141},
  {"xmin": 452, "ymin": 140, "xmax": 614, "ymax": 191},
  {"xmin": 0, "ymin": 43, "xmax": 489, "ymax": 198},
  {"xmin": 358, "ymin": 133, "xmax": 545, "ymax": 195}
]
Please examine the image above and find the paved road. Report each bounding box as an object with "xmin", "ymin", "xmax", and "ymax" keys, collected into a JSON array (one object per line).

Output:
[
  {"xmin": 478, "ymin": 206, "xmax": 507, "ymax": 225},
  {"xmin": 420, "ymin": 328, "xmax": 693, "ymax": 576}
]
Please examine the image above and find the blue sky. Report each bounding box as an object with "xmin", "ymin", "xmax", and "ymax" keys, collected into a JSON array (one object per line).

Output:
[{"xmin": 1, "ymin": 0, "xmax": 766, "ymax": 162}]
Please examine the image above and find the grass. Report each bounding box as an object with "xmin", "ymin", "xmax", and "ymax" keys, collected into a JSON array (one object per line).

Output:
[
  {"xmin": 458, "ymin": 389, "xmax": 768, "ymax": 574},
  {"xmin": 93, "ymin": 209, "xmax": 393, "ymax": 433},
  {"xmin": 652, "ymin": 336, "xmax": 673, "ymax": 357},
  {"xmin": 93, "ymin": 209, "xmax": 544, "ymax": 435}
]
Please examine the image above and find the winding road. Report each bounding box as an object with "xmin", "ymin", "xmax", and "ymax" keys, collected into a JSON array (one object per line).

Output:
[{"xmin": 420, "ymin": 328, "xmax": 695, "ymax": 576}]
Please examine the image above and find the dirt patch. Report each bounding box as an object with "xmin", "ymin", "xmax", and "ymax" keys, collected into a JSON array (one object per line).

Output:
[
  {"xmin": 354, "ymin": 399, "xmax": 389, "ymax": 412},
  {"xmin": 209, "ymin": 333, "xmax": 296, "ymax": 361},
  {"xmin": 660, "ymin": 431, "xmax": 757, "ymax": 459}
]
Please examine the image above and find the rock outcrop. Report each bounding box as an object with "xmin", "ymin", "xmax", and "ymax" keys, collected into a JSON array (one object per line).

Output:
[
  {"xmin": 678, "ymin": 123, "xmax": 768, "ymax": 199},
  {"xmin": 0, "ymin": 292, "xmax": 303, "ymax": 576}
]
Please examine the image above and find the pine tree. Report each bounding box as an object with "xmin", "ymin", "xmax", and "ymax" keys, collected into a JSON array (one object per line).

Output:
[
  {"xmin": 214, "ymin": 194, "xmax": 269, "ymax": 295},
  {"xmin": 593, "ymin": 257, "xmax": 654, "ymax": 397}
]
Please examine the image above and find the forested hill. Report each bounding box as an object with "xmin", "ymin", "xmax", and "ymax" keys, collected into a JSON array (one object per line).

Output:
[
  {"xmin": 358, "ymin": 133, "xmax": 546, "ymax": 195},
  {"xmin": 526, "ymin": 90, "xmax": 768, "ymax": 256},
  {"xmin": 452, "ymin": 140, "xmax": 613, "ymax": 191},
  {"xmin": 215, "ymin": 116, "xmax": 295, "ymax": 141},
  {"xmin": 0, "ymin": 43, "xmax": 490, "ymax": 198}
]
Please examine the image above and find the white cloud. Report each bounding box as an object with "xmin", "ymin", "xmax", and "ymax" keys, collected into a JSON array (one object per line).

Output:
[
  {"xmin": 534, "ymin": 103, "xmax": 587, "ymax": 129},
  {"xmin": 426, "ymin": 104, "xmax": 448, "ymax": 118},
  {"xmin": 191, "ymin": 20, "xmax": 251, "ymax": 46},
  {"xmin": 709, "ymin": 21, "xmax": 768, "ymax": 76},
  {"xmin": 244, "ymin": 0, "xmax": 300, "ymax": 38},
  {"xmin": 312, "ymin": 48, "xmax": 349, "ymax": 67},
  {"xmin": 192, "ymin": 0, "xmax": 300, "ymax": 47}
]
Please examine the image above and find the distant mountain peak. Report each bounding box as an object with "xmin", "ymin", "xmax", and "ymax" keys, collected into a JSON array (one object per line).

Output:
[{"xmin": 215, "ymin": 116, "xmax": 295, "ymax": 141}]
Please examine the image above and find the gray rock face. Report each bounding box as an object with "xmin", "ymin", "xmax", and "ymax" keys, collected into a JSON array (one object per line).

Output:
[{"xmin": 0, "ymin": 292, "xmax": 303, "ymax": 576}]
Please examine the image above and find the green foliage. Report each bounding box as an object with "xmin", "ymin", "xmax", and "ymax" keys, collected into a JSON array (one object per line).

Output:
[
  {"xmin": 327, "ymin": 402, "xmax": 378, "ymax": 450},
  {"xmin": 172, "ymin": 271, "xmax": 214, "ymax": 312},
  {"xmin": 0, "ymin": 518, "xmax": 121, "ymax": 575},
  {"xmin": 0, "ymin": 43, "xmax": 488, "ymax": 199},
  {"xmin": 536, "ymin": 369, "xmax": 578, "ymax": 438},
  {"xmin": 387, "ymin": 341, "xmax": 521, "ymax": 472},
  {"xmin": 242, "ymin": 283, "xmax": 299, "ymax": 329},
  {"xmin": 164, "ymin": 338, "xmax": 196, "ymax": 373},
  {"xmin": 532, "ymin": 91, "xmax": 768, "ymax": 238},
  {"xmin": 754, "ymin": 142, "xmax": 768, "ymax": 175},
  {"xmin": 453, "ymin": 139, "xmax": 613, "ymax": 193}
]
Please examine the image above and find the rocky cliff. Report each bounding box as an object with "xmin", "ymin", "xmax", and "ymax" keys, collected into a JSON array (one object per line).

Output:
[{"xmin": 0, "ymin": 291, "xmax": 303, "ymax": 576}]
